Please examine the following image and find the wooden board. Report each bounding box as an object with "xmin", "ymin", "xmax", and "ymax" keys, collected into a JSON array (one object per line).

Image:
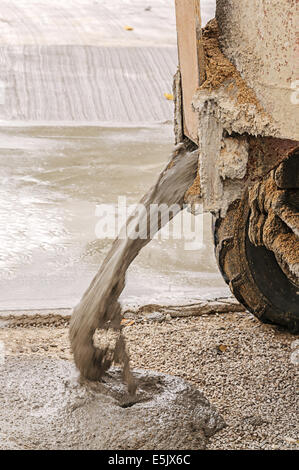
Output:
[{"xmin": 175, "ymin": 0, "xmax": 205, "ymax": 143}]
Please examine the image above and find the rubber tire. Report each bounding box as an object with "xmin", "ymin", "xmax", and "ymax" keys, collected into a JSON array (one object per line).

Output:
[{"xmin": 213, "ymin": 192, "xmax": 299, "ymax": 333}]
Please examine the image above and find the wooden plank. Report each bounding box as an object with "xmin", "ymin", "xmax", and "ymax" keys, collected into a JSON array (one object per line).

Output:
[{"xmin": 175, "ymin": 0, "xmax": 205, "ymax": 143}]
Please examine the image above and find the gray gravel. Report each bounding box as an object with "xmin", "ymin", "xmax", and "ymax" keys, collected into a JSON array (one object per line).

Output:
[{"xmin": 124, "ymin": 312, "xmax": 299, "ymax": 450}]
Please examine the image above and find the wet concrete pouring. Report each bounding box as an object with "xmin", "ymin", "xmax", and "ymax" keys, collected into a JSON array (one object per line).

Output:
[
  {"xmin": 1, "ymin": 140, "xmax": 298, "ymax": 448},
  {"xmin": 0, "ymin": 141, "xmax": 227, "ymax": 450},
  {"xmin": 70, "ymin": 141, "xmax": 199, "ymax": 390},
  {"xmin": 1, "ymin": 0, "xmax": 298, "ymax": 452}
]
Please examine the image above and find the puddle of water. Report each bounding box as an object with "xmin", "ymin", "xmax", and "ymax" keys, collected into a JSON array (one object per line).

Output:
[{"xmin": 0, "ymin": 124, "xmax": 228, "ymax": 310}]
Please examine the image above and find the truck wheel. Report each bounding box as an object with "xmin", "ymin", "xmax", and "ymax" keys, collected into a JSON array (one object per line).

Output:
[{"xmin": 213, "ymin": 191, "xmax": 299, "ymax": 333}]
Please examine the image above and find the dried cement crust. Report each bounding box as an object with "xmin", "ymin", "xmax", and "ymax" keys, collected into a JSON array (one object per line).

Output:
[
  {"xmin": 183, "ymin": 20, "xmax": 278, "ymax": 210},
  {"xmin": 200, "ymin": 20, "xmax": 263, "ymax": 111},
  {"xmin": 248, "ymin": 170, "xmax": 299, "ymax": 283},
  {"xmin": 216, "ymin": 0, "xmax": 298, "ymax": 142},
  {"xmin": 193, "ymin": 19, "xmax": 277, "ymax": 138}
]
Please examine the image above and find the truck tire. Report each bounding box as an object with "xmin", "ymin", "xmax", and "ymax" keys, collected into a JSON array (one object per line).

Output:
[{"xmin": 213, "ymin": 193, "xmax": 299, "ymax": 333}]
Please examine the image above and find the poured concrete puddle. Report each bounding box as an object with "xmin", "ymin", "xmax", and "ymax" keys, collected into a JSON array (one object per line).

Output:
[{"xmin": 0, "ymin": 357, "xmax": 225, "ymax": 450}]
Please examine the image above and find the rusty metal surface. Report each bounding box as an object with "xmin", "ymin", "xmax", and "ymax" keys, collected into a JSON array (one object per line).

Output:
[{"xmin": 247, "ymin": 137, "xmax": 299, "ymax": 180}]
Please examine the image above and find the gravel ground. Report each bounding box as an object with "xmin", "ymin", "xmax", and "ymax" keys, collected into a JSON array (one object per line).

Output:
[{"xmin": 0, "ymin": 311, "xmax": 298, "ymax": 450}]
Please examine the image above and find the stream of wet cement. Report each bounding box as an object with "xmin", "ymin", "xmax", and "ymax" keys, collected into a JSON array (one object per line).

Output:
[{"xmin": 70, "ymin": 141, "xmax": 198, "ymax": 393}]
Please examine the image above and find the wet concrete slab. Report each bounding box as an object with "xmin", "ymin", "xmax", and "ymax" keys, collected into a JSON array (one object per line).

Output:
[
  {"xmin": 0, "ymin": 45, "xmax": 177, "ymax": 123},
  {"xmin": 0, "ymin": 0, "xmax": 215, "ymax": 47},
  {"xmin": 0, "ymin": 125, "xmax": 228, "ymax": 311},
  {"xmin": 0, "ymin": 0, "xmax": 178, "ymax": 124},
  {"xmin": 0, "ymin": 0, "xmax": 216, "ymax": 124},
  {"xmin": 0, "ymin": 0, "xmax": 226, "ymax": 312},
  {"xmin": 0, "ymin": 357, "xmax": 225, "ymax": 450}
]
